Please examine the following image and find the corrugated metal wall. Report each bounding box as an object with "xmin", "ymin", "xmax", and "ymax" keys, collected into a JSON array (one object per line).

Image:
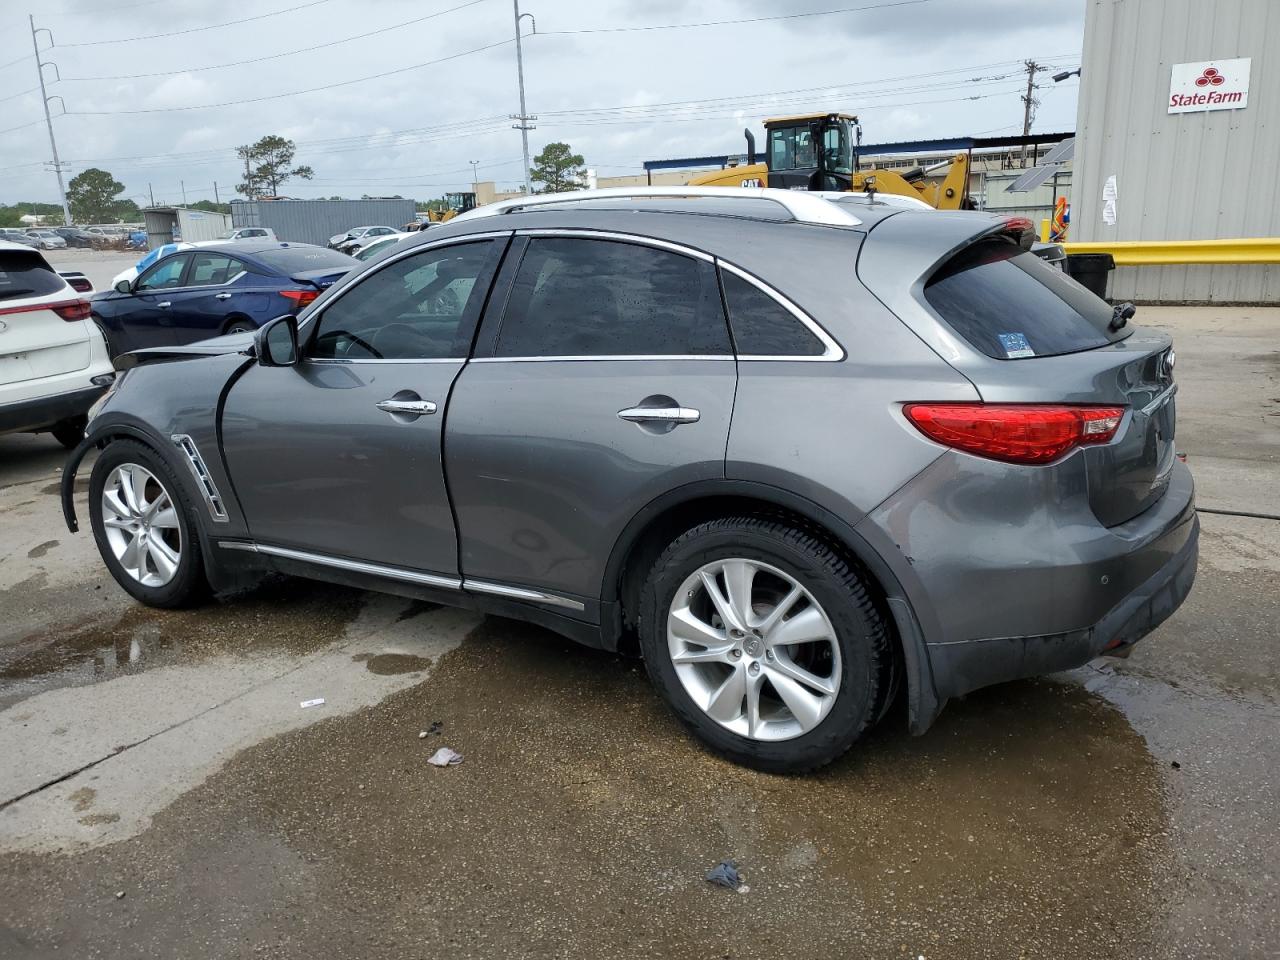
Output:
[
  {"xmin": 979, "ymin": 170, "xmax": 1072, "ymax": 224},
  {"xmin": 231, "ymin": 199, "xmax": 417, "ymax": 246},
  {"xmin": 1074, "ymin": 0, "xmax": 1280, "ymax": 302}
]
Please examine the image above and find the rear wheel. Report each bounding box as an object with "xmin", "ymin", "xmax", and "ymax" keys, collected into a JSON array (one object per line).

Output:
[
  {"xmin": 88, "ymin": 440, "xmax": 209, "ymax": 608},
  {"xmin": 225, "ymin": 319, "xmax": 255, "ymax": 335},
  {"xmin": 50, "ymin": 416, "xmax": 87, "ymax": 449},
  {"xmin": 639, "ymin": 516, "xmax": 891, "ymax": 773}
]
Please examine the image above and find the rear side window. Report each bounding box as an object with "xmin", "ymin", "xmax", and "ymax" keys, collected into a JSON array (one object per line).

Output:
[
  {"xmin": 0, "ymin": 250, "xmax": 64, "ymax": 301},
  {"xmin": 924, "ymin": 238, "xmax": 1126, "ymax": 359},
  {"xmin": 188, "ymin": 252, "xmax": 244, "ymax": 285},
  {"xmin": 721, "ymin": 270, "xmax": 825, "ymax": 357},
  {"xmin": 495, "ymin": 237, "xmax": 730, "ymax": 357}
]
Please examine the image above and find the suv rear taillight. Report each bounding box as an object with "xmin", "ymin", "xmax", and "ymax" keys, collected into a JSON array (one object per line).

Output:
[
  {"xmin": 902, "ymin": 403, "xmax": 1126, "ymax": 465},
  {"xmin": 280, "ymin": 289, "xmax": 319, "ymax": 307},
  {"xmin": 65, "ymin": 276, "xmax": 93, "ymax": 293},
  {"xmin": 0, "ymin": 298, "xmax": 91, "ymax": 321}
]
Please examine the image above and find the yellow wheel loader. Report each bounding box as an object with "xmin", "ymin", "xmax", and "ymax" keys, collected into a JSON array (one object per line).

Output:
[{"xmin": 687, "ymin": 112, "xmax": 973, "ymax": 210}]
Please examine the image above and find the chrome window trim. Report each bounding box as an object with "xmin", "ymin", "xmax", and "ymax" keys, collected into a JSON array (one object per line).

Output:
[
  {"xmin": 216, "ymin": 541, "xmax": 586, "ymax": 612},
  {"xmin": 307, "ymin": 357, "xmax": 465, "ymax": 366},
  {"xmin": 171, "ymin": 434, "xmax": 229, "ymax": 522},
  {"xmin": 471, "ymin": 355, "xmax": 734, "ymax": 363},
  {"xmin": 717, "ymin": 260, "xmax": 845, "ymax": 362},
  {"xmin": 513, "ymin": 228, "xmax": 714, "ymax": 262}
]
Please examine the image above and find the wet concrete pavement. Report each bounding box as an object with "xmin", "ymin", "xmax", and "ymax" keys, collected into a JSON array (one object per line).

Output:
[{"xmin": 1, "ymin": 306, "xmax": 1277, "ymax": 958}]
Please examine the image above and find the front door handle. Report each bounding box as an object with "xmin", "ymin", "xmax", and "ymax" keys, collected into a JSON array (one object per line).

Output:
[
  {"xmin": 376, "ymin": 398, "xmax": 437, "ymax": 416},
  {"xmin": 214, "ymin": 292, "xmax": 232, "ymax": 300},
  {"xmin": 157, "ymin": 301, "xmax": 171, "ymax": 309},
  {"xmin": 617, "ymin": 405, "xmax": 700, "ymax": 425}
]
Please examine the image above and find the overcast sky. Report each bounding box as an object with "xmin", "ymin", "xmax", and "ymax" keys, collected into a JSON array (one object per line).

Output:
[{"xmin": 0, "ymin": 0, "xmax": 1084, "ymax": 208}]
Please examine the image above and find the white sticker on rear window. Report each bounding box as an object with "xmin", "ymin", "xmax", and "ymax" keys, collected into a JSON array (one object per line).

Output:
[{"xmin": 997, "ymin": 332, "xmax": 1036, "ymax": 358}]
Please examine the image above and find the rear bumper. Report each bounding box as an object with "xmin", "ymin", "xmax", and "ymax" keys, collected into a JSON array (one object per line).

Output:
[
  {"xmin": 925, "ymin": 513, "xmax": 1198, "ymax": 698},
  {"xmin": 0, "ymin": 384, "xmax": 105, "ymax": 434}
]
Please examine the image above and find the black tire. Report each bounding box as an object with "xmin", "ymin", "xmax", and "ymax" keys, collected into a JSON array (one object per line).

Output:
[
  {"xmin": 88, "ymin": 439, "xmax": 210, "ymax": 609},
  {"xmin": 225, "ymin": 319, "xmax": 256, "ymax": 335},
  {"xmin": 50, "ymin": 415, "xmax": 88, "ymax": 450},
  {"xmin": 638, "ymin": 516, "xmax": 892, "ymax": 774}
]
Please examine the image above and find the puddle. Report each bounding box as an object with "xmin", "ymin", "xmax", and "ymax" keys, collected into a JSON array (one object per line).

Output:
[
  {"xmin": 0, "ymin": 617, "xmax": 1167, "ymax": 958},
  {"xmin": 27, "ymin": 540, "xmax": 58, "ymax": 559},
  {"xmin": 354, "ymin": 653, "xmax": 433, "ymax": 675},
  {"xmin": 0, "ymin": 579, "xmax": 364, "ymax": 711}
]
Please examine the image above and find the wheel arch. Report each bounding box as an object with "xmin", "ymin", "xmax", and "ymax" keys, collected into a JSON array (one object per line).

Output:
[
  {"xmin": 220, "ymin": 313, "xmax": 256, "ymax": 335},
  {"xmin": 602, "ymin": 479, "xmax": 944, "ymax": 733}
]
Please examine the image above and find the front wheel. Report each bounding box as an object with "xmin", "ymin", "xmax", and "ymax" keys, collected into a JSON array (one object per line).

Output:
[
  {"xmin": 88, "ymin": 440, "xmax": 209, "ymax": 608},
  {"xmin": 639, "ymin": 517, "xmax": 892, "ymax": 773}
]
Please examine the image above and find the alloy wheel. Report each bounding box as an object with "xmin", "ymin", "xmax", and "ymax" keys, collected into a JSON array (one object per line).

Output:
[
  {"xmin": 100, "ymin": 464, "xmax": 182, "ymax": 587},
  {"xmin": 667, "ymin": 558, "xmax": 842, "ymax": 741}
]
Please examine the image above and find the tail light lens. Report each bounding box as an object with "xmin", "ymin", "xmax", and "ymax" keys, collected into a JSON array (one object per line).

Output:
[
  {"xmin": 66, "ymin": 276, "xmax": 93, "ymax": 293},
  {"xmin": 902, "ymin": 403, "xmax": 1126, "ymax": 465},
  {"xmin": 0, "ymin": 298, "xmax": 92, "ymax": 321},
  {"xmin": 280, "ymin": 289, "xmax": 320, "ymax": 308}
]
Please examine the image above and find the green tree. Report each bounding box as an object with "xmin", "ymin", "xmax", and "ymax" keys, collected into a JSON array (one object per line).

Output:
[
  {"xmin": 530, "ymin": 142, "xmax": 585, "ymax": 193},
  {"xmin": 67, "ymin": 168, "xmax": 126, "ymax": 223},
  {"xmin": 190, "ymin": 199, "xmax": 231, "ymax": 214},
  {"xmin": 235, "ymin": 135, "xmax": 314, "ymax": 197}
]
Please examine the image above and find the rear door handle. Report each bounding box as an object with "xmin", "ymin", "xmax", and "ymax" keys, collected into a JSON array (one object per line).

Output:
[
  {"xmin": 617, "ymin": 405, "xmax": 700, "ymax": 425},
  {"xmin": 214, "ymin": 292, "xmax": 232, "ymax": 300},
  {"xmin": 157, "ymin": 301, "xmax": 171, "ymax": 309},
  {"xmin": 376, "ymin": 398, "xmax": 437, "ymax": 416}
]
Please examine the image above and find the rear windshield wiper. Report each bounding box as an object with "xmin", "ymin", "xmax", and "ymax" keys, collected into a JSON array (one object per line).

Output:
[{"xmin": 1109, "ymin": 301, "xmax": 1136, "ymax": 332}]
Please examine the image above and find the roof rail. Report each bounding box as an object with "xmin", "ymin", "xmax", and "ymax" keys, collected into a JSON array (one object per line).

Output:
[{"xmin": 452, "ymin": 186, "xmax": 862, "ymax": 228}]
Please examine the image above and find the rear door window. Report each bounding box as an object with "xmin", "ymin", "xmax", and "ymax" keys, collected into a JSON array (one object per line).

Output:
[
  {"xmin": 0, "ymin": 250, "xmax": 65, "ymax": 301},
  {"xmin": 720, "ymin": 270, "xmax": 826, "ymax": 357},
  {"xmin": 924, "ymin": 238, "xmax": 1127, "ymax": 359},
  {"xmin": 494, "ymin": 237, "xmax": 730, "ymax": 357},
  {"xmin": 188, "ymin": 252, "xmax": 245, "ymax": 286}
]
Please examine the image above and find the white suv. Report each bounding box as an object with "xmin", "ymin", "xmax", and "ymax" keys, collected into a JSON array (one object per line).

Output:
[{"xmin": 0, "ymin": 241, "xmax": 114, "ymax": 447}]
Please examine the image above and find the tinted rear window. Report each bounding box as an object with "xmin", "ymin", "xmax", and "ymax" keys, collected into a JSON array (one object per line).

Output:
[
  {"xmin": 0, "ymin": 250, "xmax": 65, "ymax": 301},
  {"xmin": 253, "ymin": 246, "xmax": 354, "ymax": 274},
  {"xmin": 721, "ymin": 270, "xmax": 825, "ymax": 356},
  {"xmin": 924, "ymin": 238, "xmax": 1127, "ymax": 360}
]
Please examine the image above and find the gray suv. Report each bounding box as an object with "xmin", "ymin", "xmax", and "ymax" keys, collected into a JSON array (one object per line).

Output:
[{"xmin": 61, "ymin": 187, "xmax": 1197, "ymax": 772}]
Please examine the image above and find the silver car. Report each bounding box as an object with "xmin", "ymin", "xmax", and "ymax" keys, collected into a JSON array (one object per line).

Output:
[
  {"xmin": 24, "ymin": 229, "xmax": 67, "ymax": 250},
  {"xmin": 62, "ymin": 187, "xmax": 1197, "ymax": 772}
]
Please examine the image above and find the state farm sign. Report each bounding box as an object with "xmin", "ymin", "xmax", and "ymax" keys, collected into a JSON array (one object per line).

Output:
[{"xmin": 1169, "ymin": 58, "xmax": 1250, "ymax": 113}]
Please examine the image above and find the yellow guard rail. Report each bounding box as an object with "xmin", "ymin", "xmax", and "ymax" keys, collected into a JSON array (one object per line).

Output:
[{"xmin": 1056, "ymin": 238, "xmax": 1280, "ymax": 266}]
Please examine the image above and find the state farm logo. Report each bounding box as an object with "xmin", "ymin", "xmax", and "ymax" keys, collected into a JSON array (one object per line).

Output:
[
  {"xmin": 1169, "ymin": 58, "xmax": 1249, "ymax": 113},
  {"xmin": 1195, "ymin": 67, "xmax": 1225, "ymax": 87}
]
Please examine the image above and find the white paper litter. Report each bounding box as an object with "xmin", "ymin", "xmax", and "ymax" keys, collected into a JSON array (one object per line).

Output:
[
  {"xmin": 300, "ymin": 698, "xmax": 325, "ymax": 709},
  {"xmin": 427, "ymin": 747, "xmax": 463, "ymax": 767}
]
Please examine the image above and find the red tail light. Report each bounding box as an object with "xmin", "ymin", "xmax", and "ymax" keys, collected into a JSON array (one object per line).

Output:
[
  {"xmin": 280, "ymin": 289, "xmax": 320, "ymax": 308},
  {"xmin": 66, "ymin": 276, "xmax": 93, "ymax": 293},
  {"xmin": 0, "ymin": 298, "xmax": 92, "ymax": 321},
  {"xmin": 902, "ymin": 403, "xmax": 1126, "ymax": 465}
]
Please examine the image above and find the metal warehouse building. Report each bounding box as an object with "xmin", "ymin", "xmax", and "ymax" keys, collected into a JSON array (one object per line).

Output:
[
  {"xmin": 230, "ymin": 198, "xmax": 416, "ymax": 247},
  {"xmin": 1074, "ymin": 0, "xmax": 1280, "ymax": 302}
]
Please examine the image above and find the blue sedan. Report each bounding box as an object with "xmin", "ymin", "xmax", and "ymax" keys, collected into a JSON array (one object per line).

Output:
[{"xmin": 92, "ymin": 241, "xmax": 356, "ymax": 358}]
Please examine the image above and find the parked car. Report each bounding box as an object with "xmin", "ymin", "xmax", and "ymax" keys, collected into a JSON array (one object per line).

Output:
[
  {"xmin": 58, "ymin": 270, "xmax": 94, "ymax": 293},
  {"xmin": 110, "ymin": 240, "xmax": 233, "ymax": 288},
  {"xmin": 62, "ymin": 187, "xmax": 1196, "ymax": 773},
  {"xmin": 53, "ymin": 227, "xmax": 97, "ymax": 249},
  {"xmin": 0, "ymin": 228, "xmax": 40, "ymax": 248},
  {"xmin": 351, "ymin": 231, "xmax": 415, "ymax": 262},
  {"xmin": 327, "ymin": 225, "xmax": 397, "ymax": 252},
  {"xmin": 0, "ymin": 240, "xmax": 113, "ymax": 447},
  {"xmin": 24, "ymin": 229, "xmax": 67, "ymax": 250},
  {"xmin": 218, "ymin": 227, "xmax": 277, "ymax": 241},
  {"xmin": 91, "ymin": 240, "xmax": 355, "ymax": 358}
]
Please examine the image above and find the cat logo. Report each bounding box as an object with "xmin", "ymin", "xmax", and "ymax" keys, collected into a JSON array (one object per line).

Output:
[{"xmin": 740, "ymin": 178, "xmax": 763, "ymax": 188}]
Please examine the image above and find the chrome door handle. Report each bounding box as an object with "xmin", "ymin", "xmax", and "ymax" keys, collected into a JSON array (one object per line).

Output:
[
  {"xmin": 617, "ymin": 406, "xmax": 700, "ymax": 424},
  {"xmin": 214, "ymin": 292, "xmax": 232, "ymax": 300},
  {"xmin": 157, "ymin": 301, "xmax": 171, "ymax": 308},
  {"xmin": 376, "ymin": 399, "xmax": 437, "ymax": 415}
]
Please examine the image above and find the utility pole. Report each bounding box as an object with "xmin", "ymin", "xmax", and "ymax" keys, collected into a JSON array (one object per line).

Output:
[
  {"xmin": 180, "ymin": 180, "xmax": 187, "ymax": 206},
  {"xmin": 1020, "ymin": 60, "xmax": 1046, "ymax": 167},
  {"xmin": 470, "ymin": 159, "xmax": 480, "ymax": 188},
  {"xmin": 511, "ymin": 1, "xmax": 537, "ymax": 194},
  {"xmin": 213, "ymin": 181, "xmax": 220, "ymax": 205},
  {"xmin": 148, "ymin": 183, "xmax": 155, "ymax": 207},
  {"xmin": 29, "ymin": 16, "xmax": 70, "ymax": 226}
]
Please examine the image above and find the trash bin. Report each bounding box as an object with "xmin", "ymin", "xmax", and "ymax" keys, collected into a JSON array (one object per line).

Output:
[{"xmin": 1066, "ymin": 253, "xmax": 1115, "ymax": 300}]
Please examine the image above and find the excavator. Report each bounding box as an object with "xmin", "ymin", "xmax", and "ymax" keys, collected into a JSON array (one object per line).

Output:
[{"xmin": 687, "ymin": 112, "xmax": 973, "ymax": 210}]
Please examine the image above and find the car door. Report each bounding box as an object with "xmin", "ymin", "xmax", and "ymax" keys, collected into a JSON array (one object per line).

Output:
[
  {"xmin": 111, "ymin": 252, "xmax": 193, "ymax": 352},
  {"xmin": 445, "ymin": 233, "xmax": 738, "ymax": 608},
  {"xmin": 219, "ymin": 235, "xmax": 509, "ymax": 577},
  {"xmin": 167, "ymin": 251, "xmax": 260, "ymax": 342}
]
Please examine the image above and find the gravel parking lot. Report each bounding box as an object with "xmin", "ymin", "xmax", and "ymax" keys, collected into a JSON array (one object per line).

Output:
[{"xmin": 1, "ymin": 298, "xmax": 1277, "ymax": 958}]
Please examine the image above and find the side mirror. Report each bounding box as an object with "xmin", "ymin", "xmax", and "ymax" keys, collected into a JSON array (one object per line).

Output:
[
  {"xmin": 255, "ymin": 314, "xmax": 299, "ymax": 367},
  {"xmin": 114, "ymin": 279, "xmax": 132, "ymax": 294}
]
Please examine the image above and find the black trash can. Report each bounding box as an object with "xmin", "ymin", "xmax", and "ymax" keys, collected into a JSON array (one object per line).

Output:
[{"xmin": 1066, "ymin": 253, "xmax": 1115, "ymax": 300}]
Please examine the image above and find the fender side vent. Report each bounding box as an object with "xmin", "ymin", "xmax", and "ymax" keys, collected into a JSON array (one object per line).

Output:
[{"xmin": 171, "ymin": 434, "xmax": 229, "ymax": 522}]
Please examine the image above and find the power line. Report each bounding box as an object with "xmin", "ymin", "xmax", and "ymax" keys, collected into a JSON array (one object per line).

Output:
[
  {"xmin": 54, "ymin": 0, "xmax": 338, "ymax": 47},
  {"xmin": 65, "ymin": 37, "xmax": 514, "ymax": 115},
  {"xmin": 541, "ymin": 0, "xmax": 930, "ymax": 35},
  {"xmin": 0, "ymin": 53, "xmax": 35, "ymax": 73},
  {"xmin": 0, "ymin": 85, "xmax": 41, "ymax": 106},
  {"xmin": 58, "ymin": 0, "xmax": 488, "ymax": 81}
]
